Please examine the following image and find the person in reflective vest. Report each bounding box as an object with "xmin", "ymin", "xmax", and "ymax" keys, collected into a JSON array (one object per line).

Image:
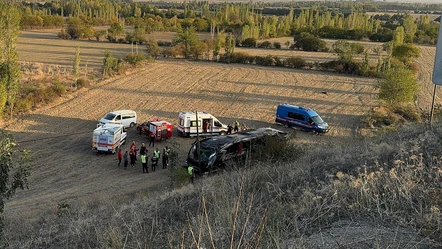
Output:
[
  {"xmin": 141, "ymin": 153, "xmax": 148, "ymax": 173},
  {"xmin": 151, "ymin": 148, "xmax": 160, "ymax": 172},
  {"xmin": 188, "ymin": 166, "xmax": 194, "ymax": 183}
]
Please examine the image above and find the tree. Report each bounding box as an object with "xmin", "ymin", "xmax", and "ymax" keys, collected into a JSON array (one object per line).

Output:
[
  {"xmin": 73, "ymin": 46, "xmax": 81, "ymax": 88},
  {"xmin": 66, "ymin": 17, "xmax": 83, "ymax": 39},
  {"xmin": 392, "ymin": 43, "xmax": 421, "ymax": 64},
  {"xmin": 173, "ymin": 26, "xmax": 199, "ymax": 59},
  {"xmin": 392, "ymin": 26, "xmax": 405, "ymax": 48},
  {"xmin": 0, "ymin": 1, "xmax": 21, "ymax": 118},
  {"xmin": 333, "ymin": 40, "xmax": 364, "ymax": 62},
  {"xmin": 0, "ymin": 129, "xmax": 31, "ymax": 240},
  {"xmin": 225, "ymin": 33, "xmax": 236, "ymax": 59},
  {"xmin": 377, "ymin": 68, "xmax": 419, "ymax": 104},
  {"xmin": 295, "ymin": 37, "xmax": 328, "ymax": 52},
  {"xmin": 107, "ymin": 21, "xmax": 124, "ymax": 42},
  {"xmin": 145, "ymin": 39, "xmax": 161, "ymax": 59}
]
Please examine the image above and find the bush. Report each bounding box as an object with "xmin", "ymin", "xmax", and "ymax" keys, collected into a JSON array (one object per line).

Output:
[
  {"xmin": 57, "ymin": 29, "xmax": 71, "ymax": 39},
  {"xmin": 258, "ymin": 41, "xmax": 272, "ymax": 48},
  {"xmin": 157, "ymin": 41, "xmax": 172, "ymax": 47},
  {"xmin": 125, "ymin": 52, "xmax": 146, "ymax": 67},
  {"xmin": 285, "ymin": 57, "xmax": 306, "ymax": 69},
  {"xmin": 295, "ymin": 37, "xmax": 328, "ymax": 52},
  {"xmin": 76, "ymin": 78, "xmax": 89, "ymax": 88},
  {"xmin": 242, "ymin": 38, "xmax": 257, "ymax": 47},
  {"xmin": 230, "ymin": 52, "xmax": 254, "ymax": 64},
  {"xmin": 273, "ymin": 42, "xmax": 281, "ymax": 49},
  {"xmin": 377, "ymin": 68, "xmax": 419, "ymax": 104},
  {"xmin": 255, "ymin": 55, "xmax": 276, "ymax": 66},
  {"xmin": 51, "ymin": 80, "xmax": 66, "ymax": 96},
  {"xmin": 319, "ymin": 60, "xmax": 361, "ymax": 74}
]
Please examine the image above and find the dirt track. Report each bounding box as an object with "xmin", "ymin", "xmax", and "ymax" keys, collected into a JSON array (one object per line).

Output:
[{"xmin": 3, "ymin": 57, "xmax": 379, "ymax": 219}]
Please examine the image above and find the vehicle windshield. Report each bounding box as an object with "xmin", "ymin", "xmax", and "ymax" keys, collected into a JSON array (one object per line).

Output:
[
  {"xmin": 311, "ymin": 115, "xmax": 324, "ymax": 124},
  {"xmin": 103, "ymin": 113, "xmax": 116, "ymax": 120},
  {"xmin": 188, "ymin": 144, "xmax": 215, "ymax": 162}
]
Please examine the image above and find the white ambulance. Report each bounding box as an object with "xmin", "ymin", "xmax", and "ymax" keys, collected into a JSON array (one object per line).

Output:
[
  {"xmin": 92, "ymin": 123, "xmax": 127, "ymax": 153},
  {"xmin": 177, "ymin": 111, "xmax": 228, "ymax": 137}
]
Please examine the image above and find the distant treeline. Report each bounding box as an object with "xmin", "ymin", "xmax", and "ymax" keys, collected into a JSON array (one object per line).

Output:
[{"xmin": 16, "ymin": 0, "xmax": 441, "ymax": 45}]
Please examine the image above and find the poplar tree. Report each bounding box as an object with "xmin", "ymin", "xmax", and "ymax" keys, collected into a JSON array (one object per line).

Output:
[
  {"xmin": 0, "ymin": 1, "xmax": 21, "ymax": 118},
  {"xmin": 73, "ymin": 46, "xmax": 81, "ymax": 89}
]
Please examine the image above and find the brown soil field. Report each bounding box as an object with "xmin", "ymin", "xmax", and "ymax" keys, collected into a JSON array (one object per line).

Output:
[{"xmin": 3, "ymin": 29, "xmax": 437, "ymax": 221}]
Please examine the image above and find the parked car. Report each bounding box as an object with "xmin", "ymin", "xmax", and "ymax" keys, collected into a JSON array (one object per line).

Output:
[
  {"xmin": 98, "ymin": 110, "xmax": 137, "ymax": 128},
  {"xmin": 275, "ymin": 104, "xmax": 329, "ymax": 133}
]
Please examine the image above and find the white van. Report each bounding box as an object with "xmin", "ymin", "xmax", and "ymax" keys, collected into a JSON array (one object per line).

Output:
[
  {"xmin": 98, "ymin": 110, "xmax": 137, "ymax": 128},
  {"xmin": 177, "ymin": 111, "xmax": 228, "ymax": 137}
]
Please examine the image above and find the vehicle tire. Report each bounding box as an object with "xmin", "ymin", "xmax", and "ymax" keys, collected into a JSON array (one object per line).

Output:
[
  {"xmin": 130, "ymin": 122, "xmax": 135, "ymax": 128},
  {"xmin": 219, "ymin": 131, "xmax": 226, "ymax": 136},
  {"xmin": 283, "ymin": 122, "xmax": 289, "ymax": 128}
]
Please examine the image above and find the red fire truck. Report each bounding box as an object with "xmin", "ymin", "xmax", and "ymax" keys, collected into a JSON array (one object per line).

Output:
[{"xmin": 137, "ymin": 120, "xmax": 173, "ymax": 141}]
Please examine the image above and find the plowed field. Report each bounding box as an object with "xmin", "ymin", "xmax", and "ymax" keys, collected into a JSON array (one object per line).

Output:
[{"xmin": 2, "ymin": 29, "xmax": 401, "ymax": 219}]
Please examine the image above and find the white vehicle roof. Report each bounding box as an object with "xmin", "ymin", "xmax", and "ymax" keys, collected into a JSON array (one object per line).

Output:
[
  {"xmin": 94, "ymin": 123, "xmax": 123, "ymax": 134},
  {"xmin": 179, "ymin": 111, "xmax": 212, "ymax": 117},
  {"xmin": 108, "ymin": 110, "xmax": 136, "ymax": 115}
]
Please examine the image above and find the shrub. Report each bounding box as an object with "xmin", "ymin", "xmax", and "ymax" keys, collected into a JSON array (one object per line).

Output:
[
  {"xmin": 258, "ymin": 41, "xmax": 272, "ymax": 48},
  {"xmin": 157, "ymin": 41, "xmax": 172, "ymax": 47},
  {"xmin": 230, "ymin": 52, "xmax": 253, "ymax": 64},
  {"xmin": 285, "ymin": 57, "xmax": 306, "ymax": 69},
  {"xmin": 125, "ymin": 52, "xmax": 146, "ymax": 67},
  {"xmin": 255, "ymin": 55, "xmax": 276, "ymax": 66},
  {"xmin": 391, "ymin": 103, "xmax": 421, "ymax": 122},
  {"xmin": 57, "ymin": 29, "xmax": 71, "ymax": 39},
  {"xmin": 295, "ymin": 37, "xmax": 328, "ymax": 52},
  {"xmin": 377, "ymin": 68, "xmax": 419, "ymax": 104},
  {"xmin": 273, "ymin": 42, "xmax": 281, "ymax": 49},
  {"xmin": 76, "ymin": 78, "xmax": 89, "ymax": 88},
  {"xmin": 242, "ymin": 38, "xmax": 257, "ymax": 48},
  {"xmin": 51, "ymin": 80, "xmax": 66, "ymax": 96}
]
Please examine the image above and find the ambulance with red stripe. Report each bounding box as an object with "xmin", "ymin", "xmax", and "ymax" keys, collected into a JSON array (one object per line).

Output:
[
  {"xmin": 177, "ymin": 111, "xmax": 228, "ymax": 137},
  {"xmin": 92, "ymin": 123, "xmax": 127, "ymax": 153}
]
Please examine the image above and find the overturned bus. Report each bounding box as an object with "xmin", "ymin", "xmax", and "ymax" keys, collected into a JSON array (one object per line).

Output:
[{"xmin": 186, "ymin": 127, "xmax": 288, "ymax": 175}]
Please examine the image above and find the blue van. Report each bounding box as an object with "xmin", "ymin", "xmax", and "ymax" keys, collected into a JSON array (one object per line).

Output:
[{"xmin": 275, "ymin": 104, "xmax": 329, "ymax": 133}]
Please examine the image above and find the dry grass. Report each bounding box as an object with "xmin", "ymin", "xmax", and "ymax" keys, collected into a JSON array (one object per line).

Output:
[{"xmin": 3, "ymin": 122, "xmax": 442, "ymax": 248}]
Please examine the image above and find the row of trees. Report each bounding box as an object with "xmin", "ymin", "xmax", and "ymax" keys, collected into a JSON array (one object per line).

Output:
[{"xmin": 17, "ymin": 0, "xmax": 441, "ymax": 45}]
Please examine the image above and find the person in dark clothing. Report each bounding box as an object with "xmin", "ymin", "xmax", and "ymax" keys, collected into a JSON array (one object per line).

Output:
[
  {"xmin": 234, "ymin": 120, "xmax": 239, "ymax": 133},
  {"xmin": 162, "ymin": 146, "xmax": 170, "ymax": 169},
  {"xmin": 227, "ymin": 125, "xmax": 233, "ymax": 134},
  {"xmin": 130, "ymin": 149, "xmax": 136, "ymax": 166},
  {"xmin": 140, "ymin": 143, "xmax": 147, "ymax": 156},
  {"xmin": 123, "ymin": 151, "xmax": 129, "ymax": 170},
  {"xmin": 152, "ymin": 148, "xmax": 160, "ymax": 171},
  {"xmin": 117, "ymin": 148, "xmax": 122, "ymax": 166},
  {"xmin": 149, "ymin": 132, "xmax": 155, "ymax": 147}
]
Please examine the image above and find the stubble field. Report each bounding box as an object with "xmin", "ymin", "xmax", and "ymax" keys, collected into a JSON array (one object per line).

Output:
[{"xmin": 3, "ymin": 29, "xmax": 437, "ymax": 220}]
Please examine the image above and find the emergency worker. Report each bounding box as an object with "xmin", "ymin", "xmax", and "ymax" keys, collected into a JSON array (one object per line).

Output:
[
  {"xmin": 141, "ymin": 153, "xmax": 148, "ymax": 173},
  {"xmin": 188, "ymin": 166, "xmax": 194, "ymax": 183},
  {"xmin": 234, "ymin": 121, "xmax": 240, "ymax": 133},
  {"xmin": 162, "ymin": 146, "xmax": 171, "ymax": 169},
  {"xmin": 149, "ymin": 132, "xmax": 155, "ymax": 147},
  {"xmin": 151, "ymin": 148, "xmax": 160, "ymax": 171}
]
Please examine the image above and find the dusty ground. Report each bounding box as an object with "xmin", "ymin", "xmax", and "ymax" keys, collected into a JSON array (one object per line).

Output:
[{"xmin": 8, "ymin": 28, "xmax": 439, "ymax": 224}]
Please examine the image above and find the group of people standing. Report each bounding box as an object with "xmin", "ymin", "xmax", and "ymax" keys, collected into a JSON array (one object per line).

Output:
[{"xmin": 117, "ymin": 141, "xmax": 171, "ymax": 173}]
